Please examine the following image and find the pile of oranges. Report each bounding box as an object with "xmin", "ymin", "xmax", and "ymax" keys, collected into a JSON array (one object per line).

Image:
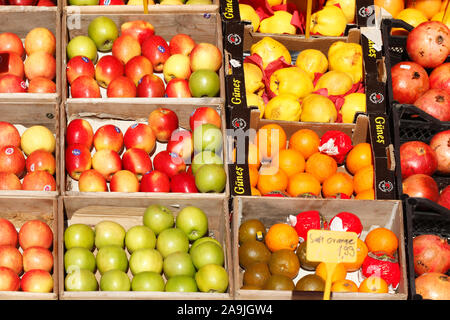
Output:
[{"xmin": 248, "ymin": 124, "xmax": 375, "ymax": 200}]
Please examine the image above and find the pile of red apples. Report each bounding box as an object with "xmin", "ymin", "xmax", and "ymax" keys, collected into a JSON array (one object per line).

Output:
[{"xmin": 0, "ymin": 28, "xmax": 57, "ymax": 94}]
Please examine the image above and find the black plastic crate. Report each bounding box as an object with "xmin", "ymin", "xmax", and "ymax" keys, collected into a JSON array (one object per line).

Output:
[{"xmin": 404, "ymin": 197, "xmax": 450, "ymax": 300}]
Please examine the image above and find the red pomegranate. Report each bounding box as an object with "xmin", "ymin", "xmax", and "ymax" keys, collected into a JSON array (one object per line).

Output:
[
  {"xmin": 402, "ymin": 174, "xmax": 440, "ymax": 201},
  {"xmin": 400, "ymin": 141, "xmax": 438, "ymax": 178},
  {"xmin": 415, "ymin": 273, "xmax": 450, "ymax": 300},
  {"xmin": 438, "ymin": 185, "xmax": 450, "ymax": 209},
  {"xmin": 391, "ymin": 61, "xmax": 429, "ymax": 104},
  {"xmin": 413, "ymin": 234, "xmax": 450, "ymax": 276},
  {"xmin": 429, "ymin": 62, "xmax": 450, "ymax": 94},
  {"xmin": 414, "ymin": 89, "xmax": 450, "ymax": 122},
  {"xmin": 406, "ymin": 21, "xmax": 450, "ymax": 68},
  {"xmin": 429, "ymin": 130, "xmax": 450, "ymax": 174}
]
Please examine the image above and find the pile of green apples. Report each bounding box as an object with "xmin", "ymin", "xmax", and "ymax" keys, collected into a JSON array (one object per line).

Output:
[{"xmin": 63, "ymin": 204, "xmax": 228, "ymax": 293}]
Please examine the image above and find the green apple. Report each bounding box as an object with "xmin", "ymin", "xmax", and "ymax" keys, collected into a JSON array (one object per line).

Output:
[
  {"xmin": 190, "ymin": 236, "xmax": 222, "ymax": 253},
  {"xmin": 64, "ymin": 224, "xmax": 94, "ymax": 250},
  {"xmin": 190, "ymin": 241, "xmax": 224, "ymax": 269},
  {"xmin": 191, "ymin": 151, "xmax": 223, "ymax": 175},
  {"xmin": 129, "ymin": 248, "xmax": 163, "ymax": 275},
  {"xmin": 186, "ymin": 0, "xmax": 212, "ymax": 4},
  {"xmin": 163, "ymin": 252, "xmax": 195, "ymax": 278},
  {"xmin": 175, "ymin": 206, "xmax": 208, "ymax": 241},
  {"xmin": 193, "ymin": 123, "xmax": 223, "ymax": 153},
  {"xmin": 143, "ymin": 204, "xmax": 174, "ymax": 235},
  {"xmin": 125, "ymin": 225, "xmax": 156, "ymax": 254},
  {"xmin": 195, "ymin": 264, "xmax": 228, "ymax": 293},
  {"xmin": 194, "ymin": 164, "xmax": 226, "ymax": 193},
  {"xmin": 67, "ymin": 35, "xmax": 98, "ymax": 63},
  {"xmin": 65, "ymin": 269, "xmax": 98, "ymax": 291},
  {"xmin": 165, "ymin": 275, "xmax": 198, "ymax": 292},
  {"xmin": 131, "ymin": 272, "xmax": 165, "ymax": 292},
  {"xmin": 95, "ymin": 245, "xmax": 128, "ymax": 275},
  {"xmin": 189, "ymin": 69, "xmax": 220, "ymax": 97},
  {"xmin": 69, "ymin": 0, "xmax": 99, "ymax": 5},
  {"xmin": 100, "ymin": 269, "xmax": 130, "ymax": 291},
  {"xmin": 156, "ymin": 228, "xmax": 189, "ymax": 258},
  {"xmin": 64, "ymin": 247, "xmax": 96, "ymax": 273},
  {"xmin": 88, "ymin": 16, "xmax": 119, "ymax": 52},
  {"xmin": 95, "ymin": 221, "xmax": 126, "ymax": 249}
]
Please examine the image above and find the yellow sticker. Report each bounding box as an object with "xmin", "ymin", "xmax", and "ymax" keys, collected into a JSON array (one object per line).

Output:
[{"xmin": 306, "ymin": 229, "xmax": 357, "ymax": 264}]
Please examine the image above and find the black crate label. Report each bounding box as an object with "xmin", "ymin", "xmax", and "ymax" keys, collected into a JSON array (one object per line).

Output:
[
  {"xmin": 228, "ymin": 163, "xmax": 251, "ymax": 196},
  {"xmin": 223, "ymin": 21, "xmax": 245, "ymax": 75},
  {"xmin": 361, "ymin": 31, "xmax": 382, "ymax": 77},
  {"xmin": 365, "ymin": 75, "xmax": 387, "ymax": 114},
  {"xmin": 369, "ymin": 113, "xmax": 392, "ymax": 158},
  {"xmin": 225, "ymin": 73, "xmax": 247, "ymax": 111},
  {"xmin": 356, "ymin": 0, "xmax": 376, "ymax": 27},
  {"xmin": 374, "ymin": 157, "xmax": 396, "ymax": 200},
  {"xmin": 220, "ymin": 0, "xmax": 240, "ymax": 22}
]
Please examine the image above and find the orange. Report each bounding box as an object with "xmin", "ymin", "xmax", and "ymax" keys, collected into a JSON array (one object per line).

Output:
[
  {"xmin": 255, "ymin": 124, "xmax": 287, "ymax": 159},
  {"xmin": 356, "ymin": 189, "xmax": 375, "ymax": 200},
  {"xmin": 249, "ymin": 166, "xmax": 259, "ymax": 188},
  {"xmin": 407, "ymin": 0, "xmax": 442, "ymax": 19},
  {"xmin": 305, "ymin": 152, "xmax": 338, "ymax": 184},
  {"xmin": 322, "ymin": 172, "xmax": 354, "ymax": 198},
  {"xmin": 331, "ymin": 279, "xmax": 359, "ymax": 292},
  {"xmin": 374, "ymin": 0, "xmax": 405, "ymax": 17},
  {"xmin": 358, "ymin": 276, "xmax": 389, "ymax": 293},
  {"xmin": 365, "ymin": 227, "xmax": 399, "ymax": 256},
  {"xmin": 343, "ymin": 238, "xmax": 368, "ymax": 272},
  {"xmin": 353, "ymin": 165, "xmax": 374, "ymax": 194},
  {"xmin": 251, "ymin": 187, "xmax": 261, "ymax": 196},
  {"xmin": 345, "ymin": 142, "xmax": 373, "ymax": 175},
  {"xmin": 287, "ymin": 172, "xmax": 321, "ymax": 197},
  {"xmin": 257, "ymin": 166, "xmax": 288, "ymax": 195},
  {"xmin": 288, "ymin": 128, "xmax": 320, "ymax": 160},
  {"xmin": 315, "ymin": 262, "xmax": 347, "ymax": 283},
  {"xmin": 276, "ymin": 149, "xmax": 305, "ymax": 177},
  {"xmin": 265, "ymin": 223, "xmax": 299, "ymax": 252},
  {"xmin": 232, "ymin": 143, "xmax": 260, "ymax": 169}
]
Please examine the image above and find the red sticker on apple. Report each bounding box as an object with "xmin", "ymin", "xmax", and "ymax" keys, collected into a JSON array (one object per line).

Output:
[
  {"xmin": 5, "ymin": 147, "xmax": 14, "ymax": 155},
  {"xmin": 29, "ymin": 164, "xmax": 35, "ymax": 172},
  {"xmin": 43, "ymin": 185, "xmax": 51, "ymax": 191},
  {"xmin": 0, "ymin": 53, "xmax": 9, "ymax": 74}
]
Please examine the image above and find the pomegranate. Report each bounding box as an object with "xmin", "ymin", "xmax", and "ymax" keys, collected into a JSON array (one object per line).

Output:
[
  {"xmin": 429, "ymin": 62, "xmax": 450, "ymax": 94},
  {"xmin": 413, "ymin": 234, "xmax": 450, "ymax": 275},
  {"xmin": 429, "ymin": 130, "xmax": 450, "ymax": 174},
  {"xmin": 406, "ymin": 21, "xmax": 450, "ymax": 68},
  {"xmin": 415, "ymin": 272, "xmax": 450, "ymax": 300},
  {"xmin": 402, "ymin": 174, "xmax": 440, "ymax": 201},
  {"xmin": 391, "ymin": 61, "xmax": 429, "ymax": 104},
  {"xmin": 400, "ymin": 141, "xmax": 438, "ymax": 178},
  {"xmin": 438, "ymin": 185, "xmax": 450, "ymax": 209},
  {"xmin": 414, "ymin": 89, "xmax": 450, "ymax": 121}
]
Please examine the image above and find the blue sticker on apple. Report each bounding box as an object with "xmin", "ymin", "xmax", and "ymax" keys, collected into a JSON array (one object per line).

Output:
[
  {"xmin": 114, "ymin": 126, "xmax": 120, "ymax": 133},
  {"xmin": 158, "ymin": 45, "xmax": 165, "ymax": 53},
  {"xmin": 131, "ymin": 123, "xmax": 138, "ymax": 129},
  {"xmin": 72, "ymin": 149, "xmax": 81, "ymax": 156},
  {"xmin": 82, "ymin": 57, "xmax": 89, "ymax": 63}
]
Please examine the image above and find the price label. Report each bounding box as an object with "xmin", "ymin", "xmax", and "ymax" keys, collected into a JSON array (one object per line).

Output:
[{"xmin": 306, "ymin": 229, "xmax": 357, "ymax": 264}]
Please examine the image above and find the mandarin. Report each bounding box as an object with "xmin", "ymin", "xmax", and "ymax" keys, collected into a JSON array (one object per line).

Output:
[
  {"xmin": 265, "ymin": 223, "xmax": 299, "ymax": 252},
  {"xmin": 287, "ymin": 172, "xmax": 321, "ymax": 197},
  {"xmin": 305, "ymin": 152, "xmax": 338, "ymax": 183},
  {"xmin": 255, "ymin": 124, "xmax": 287, "ymax": 159},
  {"xmin": 288, "ymin": 128, "xmax": 320, "ymax": 160},
  {"xmin": 322, "ymin": 172, "xmax": 354, "ymax": 198},
  {"xmin": 365, "ymin": 227, "xmax": 399, "ymax": 256}
]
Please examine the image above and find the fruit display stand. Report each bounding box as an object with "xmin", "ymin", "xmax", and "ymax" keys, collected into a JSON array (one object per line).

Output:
[
  {"xmin": 0, "ymin": 102, "xmax": 60, "ymax": 197},
  {"xmin": 231, "ymin": 196, "xmax": 408, "ymax": 300},
  {"xmin": 58, "ymin": 195, "xmax": 233, "ymax": 300},
  {"xmin": 0, "ymin": 1, "xmax": 61, "ymax": 13},
  {"xmin": 0, "ymin": 196, "xmax": 59, "ymax": 300}
]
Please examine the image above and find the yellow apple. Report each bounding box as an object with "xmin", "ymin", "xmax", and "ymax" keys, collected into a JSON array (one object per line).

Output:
[
  {"xmin": 269, "ymin": 67, "xmax": 313, "ymax": 99},
  {"xmin": 326, "ymin": 0, "xmax": 356, "ymax": 23},
  {"xmin": 314, "ymin": 70, "xmax": 353, "ymax": 96},
  {"xmin": 295, "ymin": 49, "xmax": 328, "ymax": 80},
  {"xmin": 310, "ymin": 5, "xmax": 347, "ymax": 37},
  {"xmin": 244, "ymin": 62, "xmax": 264, "ymax": 94},
  {"xmin": 21, "ymin": 125, "xmax": 56, "ymax": 156},
  {"xmin": 264, "ymin": 94, "xmax": 302, "ymax": 122},
  {"xmin": 300, "ymin": 94, "xmax": 337, "ymax": 123},
  {"xmin": 246, "ymin": 92, "xmax": 265, "ymax": 118},
  {"xmin": 340, "ymin": 93, "xmax": 366, "ymax": 123},
  {"xmin": 239, "ymin": 4, "xmax": 260, "ymax": 32},
  {"xmin": 259, "ymin": 11, "xmax": 296, "ymax": 35},
  {"xmin": 250, "ymin": 37, "xmax": 291, "ymax": 69},
  {"xmin": 328, "ymin": 41, "xmax": 363, "ymax": 84}
]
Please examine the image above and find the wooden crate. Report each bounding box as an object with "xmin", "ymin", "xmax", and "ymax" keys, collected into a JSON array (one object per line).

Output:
[
  {"xmin": 0, "ymin": 7, "xmax": 61, "ymax": 103},
  {"xmin": 62, "ymin": 11, "xmax": 225, "ymax": 104},
  {"xmin": 0, "ymin": 102, "xmax": 60, "ymax": 197},
  {"xmin": 231, "ymin": 196, "xmax": 408, "ymax": 300},
  {"xmin": 0, "ymin": 196, "xmax": 59, "ymax": 300},
  {"xmin": 58, "ymin": 195, "xmax": 233, "ymax": 300},
  {"xmin": 60, "ymin": 101, "xmax": 229, "ymax": 197}
]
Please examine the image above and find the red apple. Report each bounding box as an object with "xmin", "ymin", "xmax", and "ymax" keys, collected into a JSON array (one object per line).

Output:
[
  {"xmin": 22, "ymin": 171, "xmax": 56, "ymax": 192},
  {"xmin": 190, "ymin": 106, "xmax": 222, "ymax": 131},
  {"xmin": 99, "ymin": 0, "xmax": 124, "ymax": 4},
  {"xmin": 170, "ymin": 172, "xmax": 198, "ymax": 193},
  {"xmin": 141, "ymin": 35, "xmax": 170, "ymax": 72},
  {"xmin": 65, "ymin": 144, "xmax": 92, "ymax": 180},
  {"xmin": 166, "ymin": 78, "xmax": 191, "ymax": 98},
  {"xmin": 93, "ymin": 124, "xmax": 124, "ymax": 153},
  {"xmin": 24, "ymin": 27, "xmax": 56, "ymax": 57},
  {"xmin": 0, "ymin": 218, "xmax": 18, "ymax": 247},
  {"xmin": 167, "ymin": 129, "xmax": 193, "ymax": 162},
  {"xmin": 125, "ymin": 55, "xmax": 153, "ymax": 86},
  {"xmin": 136, "ymin": 74, "xmax": 165, "ymax": 98},
  {"xmin": 122, "ymin": 147, "xmax": 152, "ymax": 180},
  {"xmin": 78, "ymin": 169, "xmax": 108, "ymax": 192},
  {"xmin": 0, "ymin": 146, "xmax": 25, "ymax": 177},
  {"xmin": 190, "ymin": 42, "xmax": 222, "ymax": 72},
  {"xmin": 147, "ymin": 108, "xmax": 179, "ymax": 142},
  {"xmin": 22, "ymin": 247, "xmax": 53, "ymax": 273},
  {"xmin": 8, "ymin": 0, "xmax": 37, "ymax": 5},
  {"xmin": 106, "ymin": 76, "xmax": 137, "ymax": 98},
  {"xmin": 169, "ymin": 33, "xmax": 196, "ymax": 56},
  {"xmin": 20, "ymin": 270, "xmax": 53, "ymax": 293},
  {"xmin": 0, "ymin": 32, "xmax": 24, "ymax": 58},
  {"xmin": 153, "ymin": 150, "xmax": 186, "ymax": 178},
  {"xmin": 91, "ymin": 149, "xmax": 122, "ymax": 181},
  {"xmin": 70, "ymin": 75, "xmax": 101, "ymax": 98},
  {"xmin": 95, "ymin": 55, "xmax": 124, "ymax": 89},
  {"xmin": 26, "ymin": 150, "xmax": 56, "ymax": 175},
  {"xmin": 37, "ymin": 0, "xmax": 56, "ymax": 6},
  {"xmin": 28, "ymin": 77, "xmax": 56, "ymax": 93},
  {"xmin": 139, "ymin": 170, "xmax": 170, "ymax": 192},
  {"xmin": 66, "ymin": 119, "xmax": 94, "ymax": 150},
  {"xmin": 0, "ymin": 172, "xmax": 22, "ymax": 190},
  {"xmin": 0, "ymin": 267, "xmax": 20, "ymax": 291},
  {"xmin": 0, "ymin": 121, "xmax": 20, "ymax": 149},
  {"xmin": 0, "ymin": 52, "xmax": 24, "ymax": 79},
  {"xmin": 66, "ymin": 56, "xmax": 95, "ymax": 85},
  {"xmin": 112, "ymin": 35, "xmax": 141, "ymax": 65},
  {"xmin": 0, "ymin": 246, "xmax": 22, "ymax": 275},
  {"xmin": 24, "ymin": 51, "xmax": 56, "ymax": 81},
  {"xmin": 124, "ymin": 123, "xmax": 156, "ymax": 154},
  {"xmin": 120, "ymin": 20, "xmax": 155, "ymax": 45},
  {"xmin": 0, "ymin": 74, "xmax": 27, "ymax": 93},
  {"xmin": 110, "ymin": 170, "xmax": 140, "ymax": 192},
  {"xmin": 18, "ymin": 220, "xmax": 53, "ymax": 250}
]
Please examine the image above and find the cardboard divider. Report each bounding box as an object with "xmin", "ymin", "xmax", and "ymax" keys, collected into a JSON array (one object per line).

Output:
[{"xmin": 58, "ymin": 195, "xmax": 233, "ymax": 300}]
